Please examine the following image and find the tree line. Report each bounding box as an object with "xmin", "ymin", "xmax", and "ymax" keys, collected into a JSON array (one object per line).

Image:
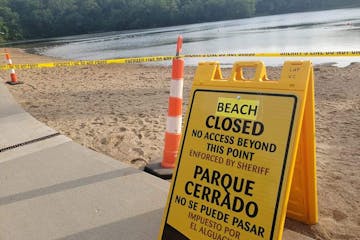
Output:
[{"xmin": 0, "ymin": 0, "xmax": 359, "ymax": 41}]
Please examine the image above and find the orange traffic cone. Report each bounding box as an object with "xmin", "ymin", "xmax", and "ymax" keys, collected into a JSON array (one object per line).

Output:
[
  {"xmin": 161, "ymin": 36, "xmax": 184, "ymax": 168},
  {"xmin": 145, "ymin": 36, "xmax": 184, "ymax": 179},
  {"xmin": 5, "ymin": 51, "xmax": 23, "ymax": 85}
]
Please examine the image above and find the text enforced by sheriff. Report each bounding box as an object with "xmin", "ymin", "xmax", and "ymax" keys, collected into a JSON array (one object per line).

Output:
[{"xmin": 165, "ymin": 90, "xmax": 297, "ymax": 240}]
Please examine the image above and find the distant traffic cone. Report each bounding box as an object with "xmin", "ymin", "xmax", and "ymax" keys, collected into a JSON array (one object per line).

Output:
[
  {"xmin": 5, "ymin": 51, "xmax": 23, "ymax": 85},
  {"xmin": 145, "ymin": 36, "xmax": 184, "ymax": 179}
]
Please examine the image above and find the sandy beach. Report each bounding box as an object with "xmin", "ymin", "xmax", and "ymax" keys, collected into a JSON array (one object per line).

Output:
[{"xmin": 1, "ymin": 48, "xmax": 359, "ymax": 239}]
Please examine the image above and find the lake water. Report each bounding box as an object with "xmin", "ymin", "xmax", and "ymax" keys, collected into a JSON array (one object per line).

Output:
[{"xmin": 7, "ymin": 8, "xmax": 360, "ymax": 67}]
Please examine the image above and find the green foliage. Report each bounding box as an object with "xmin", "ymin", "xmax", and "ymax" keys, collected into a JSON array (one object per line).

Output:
[
  {"xmin": 0, "ymin": 0, "xmax": 358, "ymax": 41},
  {"xmin": 0, "ymin": 0, "xmax": 23, "ymax": 40}
]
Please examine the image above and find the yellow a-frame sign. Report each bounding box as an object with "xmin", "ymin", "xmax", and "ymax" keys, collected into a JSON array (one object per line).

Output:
[{"xmin": 159, "ymin": 61, "xmax": 318, "ymax": 240}]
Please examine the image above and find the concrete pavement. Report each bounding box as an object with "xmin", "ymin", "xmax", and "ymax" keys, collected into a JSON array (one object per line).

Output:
[{"xmin": 0, "ymin": 141, "xmax": 168, "ymax": 240}]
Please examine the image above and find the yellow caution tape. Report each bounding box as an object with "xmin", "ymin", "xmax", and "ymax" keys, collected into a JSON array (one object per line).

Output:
[
  {"xmin": 183, "ymin": 51, "xmax": 360, "ymax": 58},
  {"xmin": 0, "ymin": 56, "xmax": 174, "ymax": 70},
  {"xmin": 0, "ymin": 51, "xmax": 359, "ymax": 70}
]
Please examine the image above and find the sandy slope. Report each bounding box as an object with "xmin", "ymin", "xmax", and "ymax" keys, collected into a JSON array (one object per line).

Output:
[{"xmin": 1, "ymin": 48, "xmax": 359, "ymax": 239}]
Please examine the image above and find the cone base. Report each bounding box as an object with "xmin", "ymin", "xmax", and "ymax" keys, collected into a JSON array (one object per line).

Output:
[
  {"xmin": 144, "ymin": 160, "xmax": 173, "ymax": 180},
  {"xmin": 6, "ymin": 81, "xmax": 24, "ymax": 85}
]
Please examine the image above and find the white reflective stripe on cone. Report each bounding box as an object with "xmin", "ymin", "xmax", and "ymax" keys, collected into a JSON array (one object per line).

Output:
[
  {"xmin": 170, "ymin": 79, "xmax": 184, "ymax": 98},
  {"xmin": 166, "ymin": 116, "xmax": 182, "ymax": 134}
]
